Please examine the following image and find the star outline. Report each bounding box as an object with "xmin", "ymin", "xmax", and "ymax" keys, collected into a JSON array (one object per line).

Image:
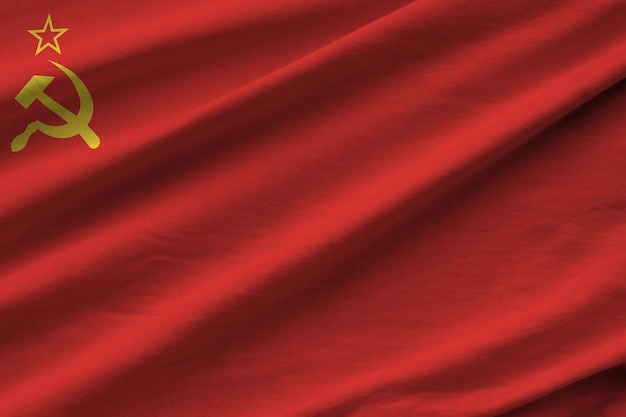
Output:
[{"xmin": 28, "ymin": 14, "xmax": 69, "ymax": 56}]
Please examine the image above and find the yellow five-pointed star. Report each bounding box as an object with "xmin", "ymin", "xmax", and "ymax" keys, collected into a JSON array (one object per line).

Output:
[{"xmin": 28, "ymin": 14, "xmax": 69, "ymax": 56}]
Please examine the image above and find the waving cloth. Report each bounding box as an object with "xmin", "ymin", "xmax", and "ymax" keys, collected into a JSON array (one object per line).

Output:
[{"xmin": 0, "ymin": 1, "xmax": 625, "ymax": 416}]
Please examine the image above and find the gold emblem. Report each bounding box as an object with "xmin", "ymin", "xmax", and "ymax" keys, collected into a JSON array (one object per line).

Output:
[
  {"xmin": 12, "ymin": 15, "xmax": 100, "ymax": 152},
  {"xmin": 28, "ymin": 14, "xmax": 69, "ymax": 56}
]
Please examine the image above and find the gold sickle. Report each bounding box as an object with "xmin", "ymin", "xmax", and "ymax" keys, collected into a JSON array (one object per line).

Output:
[{"xmin": 11, "ymin": 60, "xmax": 100, "ymax": 152}]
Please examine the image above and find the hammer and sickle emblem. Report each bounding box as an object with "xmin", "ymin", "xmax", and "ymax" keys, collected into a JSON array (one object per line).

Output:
[{"xmin": 11, "ymin": 60, "xmax": 100, "ymax": 152}]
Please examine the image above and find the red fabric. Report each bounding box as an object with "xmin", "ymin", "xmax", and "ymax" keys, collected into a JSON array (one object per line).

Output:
[{"xmin": 1, "ymin": 1, "xmax": 625, "ymax": 416}]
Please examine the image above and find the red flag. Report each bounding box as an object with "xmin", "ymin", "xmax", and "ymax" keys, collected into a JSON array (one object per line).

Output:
[{"xmin": 1, "ymin": 1, "xmax": 625, "ymax": 416}]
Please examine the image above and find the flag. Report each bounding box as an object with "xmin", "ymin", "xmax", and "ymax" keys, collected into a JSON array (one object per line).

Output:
[{"xmin": 0, "ymin": 1, "xmax": 625, "ymax": 416}]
